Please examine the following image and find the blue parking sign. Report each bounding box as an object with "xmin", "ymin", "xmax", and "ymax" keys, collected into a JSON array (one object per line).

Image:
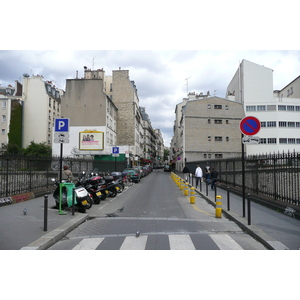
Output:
[
  {"xmin": 112, "ymin": 147, "xmax": 119, "ymax": 154},
  {"xmin": 55, "ymin": 118, "xmax": 70, "ymax": 132}
]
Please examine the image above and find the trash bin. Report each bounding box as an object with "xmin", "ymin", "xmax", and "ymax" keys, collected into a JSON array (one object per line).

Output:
[{"xmin": 60, "ymin": 182, "xmax": 76, "ymax": 207}]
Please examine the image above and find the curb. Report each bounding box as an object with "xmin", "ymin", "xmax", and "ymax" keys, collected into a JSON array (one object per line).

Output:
[{"xmin": 20, "ymin": 214, "xmax": 89, "ymax": 250}]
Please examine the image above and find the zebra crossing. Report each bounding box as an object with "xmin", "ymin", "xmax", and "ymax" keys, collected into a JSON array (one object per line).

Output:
[{"xmin": 52, "ymin": 233, "xmax": 258, "ymax": 250}]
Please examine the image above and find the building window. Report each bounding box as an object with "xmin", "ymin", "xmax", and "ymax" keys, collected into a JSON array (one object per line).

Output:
[
  {"xmin": 267, "ymin": 121, "xmax": 276, "ymax": 127},
  {"xmin": 288, "ymin": 122, "xmax": 295, "ymax": 127},
  {"xmin": 225, "ymin": 105, "xmax": 229, "ymax": 110},
  {"xmin": 279, "ymin": 122, "xmax": 287, "ymax": 127},
  {"xmin": 215, "ymin": 154, "xmax": 223, "ymax": 158},
  {"xmin": 296, "ymin": 122, "xmax": 300, "ymax": 127},
  {"xmin": 246, "ymin": 106, "xmax": 256, "ymax": 111},
  {"xmin": 297, "ymin": 139, "xmax": 300, "ymax": 144},
  {"xmin": 278, "ymin": 105, "xmax": 286, "ymax": 111},
  {"xmin": 260, "ymin": 138, "xmax": 266, "ymax": 144},
  {"xmin": 1, "ymin": 129, "xmax": 5, "ymax": 134},
  {"xmin": 215, "ymin": 136, "xmax": 222, "ymax": 141},
  {"xmin": 214, "ymin": 119, "xmax": 222, "ymax": 124},
  {"xmin": 226, "ymin": 120, "xmax": 229, "ymax": 124},
  {"xmin": 288, "ymin": 138, "xmax": 295, "ymax": 144},
  {"xmin": 295, "ymin": 106, "xmax": 300, "ymax": 111},
  {"xmin": 2, "ymin": 115, "xmax": 6, "ymax": 122},
  {"xmin": 214, "ymin": 105, "xmax": 222, "ymax": 109},
  {"xmin": 208, "ymin": 119, "xmax": 211, "ymax": 124},
  {"xmin": 226, "ymin": 137, "xmax": 229, "ymax": 141},
  {"xmin": 261, "ymin": 122, "xmax": 266, "ymax": 127},
  {"xmin": 208, "ymin": 136, "xmax": 211, "ymax": 141},
  {"xmin": 267, "ymin": 105, "xmax": 276, "ymax": 111},
  {"xmin": 257, "ymin": 105, "xmax": 266, "ymax": 111},
  {"xmin": 287, "ymin": 105, "xmax": 294, "ymax": 111},
  {"xmin": 2, "ymin": 101, "xmax": 7, "ymax": 109},
  {"xmin": 279, "ymin": 138, "xmax": 287, "ymax": 144},
  {"xmin": 267, "ymin": 138, "xmax": 277, "ymax": 144},
  {"xmin": 207, "ymin": 104, "xmax": 211, "ymax": 109}
]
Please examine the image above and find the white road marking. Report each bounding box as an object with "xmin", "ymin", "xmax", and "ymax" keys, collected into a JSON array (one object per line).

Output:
[
  {"xmin": 209, "ymin": 234, "xmax": 244, "ymax": 250},
  {"xmin": 72, "ymin": 237, "xmax": 104, "ymax": 250},
  {"xmin": 168, "ymin": 234, "xmax": 196, "ymax": 250}
]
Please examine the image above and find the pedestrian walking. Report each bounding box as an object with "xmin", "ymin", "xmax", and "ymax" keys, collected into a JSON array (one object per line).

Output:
[
  {"xmin": 204, "ymin": 163, "xmax": 211, "ymax": 184},
  {"xmin": 211, "ymin": 168, "xmax": 218, "ymax": 190},
  {"xmin": 195, "ymin": 165, "xmax": 203, "ymax": 188},
  {"xmin": 182, "ymin": 165, "xmax": 190, "ymax": 181}
]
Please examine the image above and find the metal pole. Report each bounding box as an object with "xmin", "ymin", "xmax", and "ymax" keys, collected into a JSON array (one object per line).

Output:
[
  {"xmin": 247, "ymin": 193, "xmax": 251, "ymax": 225},
  {"xmin": 242, "ymin": 133, "xmax": 246, "ymax": 217},
  {"xmin": 206, "ymin": 182, "xmax": 208, "ymax": 196},
  {"xmin": 44, "ymin": 195, "xmax": 48, "ymax": 231},
  {"xmin": 72, "ymin": 188, "xmax": 75, "ymax": 216},
  {"xmin": 227, "ymin": 186, "xmax": 230, "ymax": 211},
  {"xmin": 59, "ymin": 142, "xmax": 63, "ymax": 183},
  {"xmin": 214, "ymin": 185, "xmax": 217, "ymax": 201}
]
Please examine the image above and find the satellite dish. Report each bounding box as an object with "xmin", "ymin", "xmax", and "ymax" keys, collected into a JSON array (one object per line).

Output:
[{"xmin": 23, "ymin": 73, "xmax": 30, "ymax": 77}]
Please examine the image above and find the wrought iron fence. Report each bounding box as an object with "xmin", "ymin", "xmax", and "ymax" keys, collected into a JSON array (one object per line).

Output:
[
  {"xmin": 0, "ymin": 155, "xmax": 127, "ymax": 198},
  {"xmin": 186, "ymin": 151, "xmax": 300, "ymax": 206}
]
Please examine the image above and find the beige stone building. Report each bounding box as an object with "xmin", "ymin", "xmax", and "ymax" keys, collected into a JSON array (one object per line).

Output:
[
  {"xmin": 111, "ymin": 69, "xmax": 143, "ymax": 159},
  {"xmin": 172, "ymin": 95, "xmax": 245, "ymax": 170}
]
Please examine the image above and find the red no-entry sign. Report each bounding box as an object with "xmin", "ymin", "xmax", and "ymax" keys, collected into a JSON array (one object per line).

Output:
[{"xmin": 240, "ymin": 116, "xmax": 261, "ymax": 136}]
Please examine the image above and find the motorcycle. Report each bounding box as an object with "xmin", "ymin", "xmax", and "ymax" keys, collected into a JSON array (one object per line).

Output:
[
  {"xmin": 52, "ymin": 179, "xmax": 92, "ymax": 213},
  {"xmin": 77, "ymin": 172, "xmax": 104, "ymax": 204},
  {"xmin": 111, "ymin": 172, "xmax": 124, "ymax": 193},
  {"xmin": 99, "ymin": 175, "xmax": 120, "ymax": 197}
]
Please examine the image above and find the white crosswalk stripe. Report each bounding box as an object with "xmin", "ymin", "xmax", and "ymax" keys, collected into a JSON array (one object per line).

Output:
[
  {"xmin": 69, "ymin": 234, "xmax": 248, "ymax": 250},
  {"xmin": 168, "ymin": 234, "xmax": 196, "ymax": 250},
  {"xmin": 120, "ymin": 236, "xmax": 148, "ymax": 250},
  {"xmin": 72, "ymin": 237, "xmax": 104, "ymax": 250},
  {"xmin": 208, "ymin": 234, "xmax": 244, "ymax": 250}
]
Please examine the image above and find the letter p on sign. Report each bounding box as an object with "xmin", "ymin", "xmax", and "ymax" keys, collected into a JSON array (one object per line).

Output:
[{"xmin": 55, "ymin": 118, "xmax": 70, "ymax": 132}]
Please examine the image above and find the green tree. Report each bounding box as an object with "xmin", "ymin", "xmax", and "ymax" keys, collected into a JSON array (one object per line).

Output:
[{"xmin": 23, "ymin": 141, "xmax": 52, "ymax": 156}]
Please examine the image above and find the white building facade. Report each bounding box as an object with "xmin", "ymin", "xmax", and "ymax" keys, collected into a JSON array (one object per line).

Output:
[
  {"xmin": 226, "ymin": 59, "xmax": 300, "ymax": 155},
  {"xmin": 22, "ymin": 74, "xmax": 62, "ymax": 148}
]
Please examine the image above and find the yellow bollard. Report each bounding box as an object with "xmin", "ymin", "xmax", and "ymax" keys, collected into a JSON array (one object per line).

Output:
[
  {"xmin": 190, "ymin": 187, "xmax": 195, "ymax": 204},
  {"xmin": 183, "ymin": 182, "xmax": 189, "ymax": 196},
  {"xmin": 215, "ymin": 195, "xmax": 222, "ymax": 218},
  {"xmin": 180, "ymin": 179, "xmax": 184, "ymax": 190}
]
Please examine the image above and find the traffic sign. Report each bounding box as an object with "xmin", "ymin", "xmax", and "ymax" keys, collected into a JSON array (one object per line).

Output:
[
  {"xmin": 240, "ymin": 116, "xmax": 261, "ymax": 136},
  {"xmin": 242, "ymin": 136, "xmax": 260, "ymax": 144},
  {"xmin": 54, "ymin": 138, "xmax": 69, "ymax": 144},
  {"xmin": 112, "ymin": 147, "xmax": 119, "ymax": 154},
  {"xmin": 54, "ymin": 132, "xmax": 69, "ymax": 139},
  {"xmin": 55, "ymin": 118, "xmax": 70, "ymax": 132}
]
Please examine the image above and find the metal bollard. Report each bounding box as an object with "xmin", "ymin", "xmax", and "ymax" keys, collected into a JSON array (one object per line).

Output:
[
  {"xmin": 215, "ymin": 195, "xmax": 222, "ymax": 218},
  {"xmin": 190, "ymin": 187, "xmax": 195, "ymax": 204},
  {"xmin": 44, "ymin": 194, "xmax": 48, "ymax": 231}
]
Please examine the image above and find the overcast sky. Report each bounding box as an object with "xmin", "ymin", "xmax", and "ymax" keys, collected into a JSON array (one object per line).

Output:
[
  {"xmin": 1, "ymin": 50, "xmax": 300, "ymax": 145},
  {"xmin": 1, "ymin": 2, "xmax": 299, "ymax": 146}
]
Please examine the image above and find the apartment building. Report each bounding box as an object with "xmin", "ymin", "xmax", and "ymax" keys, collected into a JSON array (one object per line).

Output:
[
  {"xmin": 54, "ymin": 67, "xmax": 118, "ymax": 157},
  {"xmin": 154, "ymin": 128, "xmax": 164, "ymax": 166},
  {"xmin": 171, "ymin": 94, "xmax": 244, "ymax": 170},
  {"xmin": 111, "ymin": 69, "xmax": 143, "ymax": 161},
  {"xmin": 0, "ymin": 81, "xmax": 22, "ymax": 151},
  {"xmin": 140, "ymin": 106, "xmax": 157, "ymax": 164},
  {"xmin": 21, "ymin": 74, "xmax": 63, "ymax": 148},
  {"xmin": 226, "ymin": 59, "xmax": 300, "ymax": 155}
]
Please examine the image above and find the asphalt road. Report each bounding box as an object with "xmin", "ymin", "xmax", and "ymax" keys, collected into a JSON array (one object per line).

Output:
[{"xmin": 48, "ymin": 169, "xmax": 268, "ymax": 250}]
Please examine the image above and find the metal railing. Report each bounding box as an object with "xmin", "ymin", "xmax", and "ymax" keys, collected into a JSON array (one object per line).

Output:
[
  {"xmin": 0, "ymin": 155, "xmax": 127, "ymax": 198},
  {"xmin": 185, "ymin": 151, "xmax": 300, "ymax": 206}
]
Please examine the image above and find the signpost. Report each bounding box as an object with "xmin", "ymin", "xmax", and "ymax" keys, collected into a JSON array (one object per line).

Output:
[
  {"xmin": 54, "ymin": 119, "xmax": 70, "ymax": 215},
  {"xmin": 240, "ymin": 116, "xmax": 261, "ymax": 224}
]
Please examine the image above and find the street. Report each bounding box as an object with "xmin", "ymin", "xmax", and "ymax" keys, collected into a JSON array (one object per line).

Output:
[{"xmin": 48, "ymin": 169, "xmax": 267, "ymax": 250}]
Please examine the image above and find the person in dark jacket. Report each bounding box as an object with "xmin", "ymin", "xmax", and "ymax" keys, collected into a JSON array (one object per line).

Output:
[
  {"xmin": 210, "ymin": 168, "xmax": 218, "ymax": 190},
  {"xmin": 182, "ymin": 165, "xmax": 190, "ymax": 181}
]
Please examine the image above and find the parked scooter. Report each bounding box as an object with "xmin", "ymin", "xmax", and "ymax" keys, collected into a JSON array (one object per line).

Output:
[
  {"xmin": 52, "ymin": 179, "xmax": 92, "ymax": 213},
  {"xmin": 77, "ymin": 172, "xmax": 104, "ymax": 204},
  {"xmin": 98, "ymin": 175, "xmax": 120, "ymax": 197},
  {"xmin": 111, "ymin": 172, "xmax": 124, "ymax": 193}
]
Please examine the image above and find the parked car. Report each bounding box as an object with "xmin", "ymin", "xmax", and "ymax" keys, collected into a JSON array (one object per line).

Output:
[
  {"xmin": 122, "ymin": 168, "xmax": 141, "ymax": 183},
  {"xmin": 164, "ymin": 164, "xmax": 171, "ymax": 172},
  {"xmin": 134, "ymin": 166, "xmax": 144, "ymax": 178}
]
